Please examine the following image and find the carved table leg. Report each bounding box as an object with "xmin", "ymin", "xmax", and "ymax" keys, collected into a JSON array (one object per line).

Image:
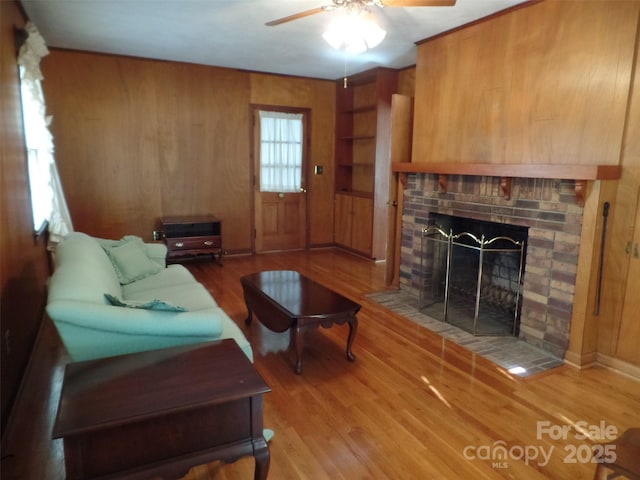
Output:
[
  {"xmin": 346, "ymin": 315, "xmax": 358, "ymax": 362},
  {"xmin": 253, "ymin": 438, "xmax": 270, "ymax": 480},
  {"xmin": 292, "ymin": 324, "xmax": 304, "ymax": 374}
]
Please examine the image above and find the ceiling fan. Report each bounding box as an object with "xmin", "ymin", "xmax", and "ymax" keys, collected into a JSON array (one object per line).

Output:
[{"xmin": 265, "ymin": 0, "xmax": 457, "ymax": 27}]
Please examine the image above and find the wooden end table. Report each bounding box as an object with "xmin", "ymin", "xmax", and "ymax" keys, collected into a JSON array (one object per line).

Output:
[
  {"xmin": 53, "ymin": 340, "xmax": 270, "ymax": 479},
  {"xmin": 161, "ymin": 215, "xmax": 224, "ymax": 264},
  {"xmin": 241, "ymin": 270, "xmax": 360, "ymax": 374}
]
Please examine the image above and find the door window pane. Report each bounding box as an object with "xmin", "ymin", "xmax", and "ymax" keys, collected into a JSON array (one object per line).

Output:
[{"xmin": 259, "ymin": 110, "xmax": 303, "ymax": 192}]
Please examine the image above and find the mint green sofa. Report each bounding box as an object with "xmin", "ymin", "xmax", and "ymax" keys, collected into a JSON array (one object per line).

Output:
[{"xmin": 46, "ymin": 232, "xmax": 252, "ymax": 362}]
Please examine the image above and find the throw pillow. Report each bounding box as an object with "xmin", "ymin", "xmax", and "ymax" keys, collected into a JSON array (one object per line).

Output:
[
  {"xmin": 104, "ymin": 293, "xmax": 187, "ymax": 312},
  {"xmin": 104, "ymin": 237, "xmax": 163, "ymax": 285}
]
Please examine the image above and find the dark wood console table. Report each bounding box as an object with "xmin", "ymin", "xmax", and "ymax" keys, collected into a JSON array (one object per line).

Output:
[
  {"xmin": 53, "ymin": 340, "xmax": 271, "ymax": 479},
  {"xmin": 161, "ymin": 215, "xmax": 223, "ymax": 264}
]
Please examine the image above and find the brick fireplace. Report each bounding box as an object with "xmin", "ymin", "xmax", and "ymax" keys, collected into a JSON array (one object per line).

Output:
[{"xmin": 399, "ymin": 173, "xmax": 585, "ymax": 359}]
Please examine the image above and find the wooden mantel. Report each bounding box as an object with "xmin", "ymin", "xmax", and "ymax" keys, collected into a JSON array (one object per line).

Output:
[{"xmin": 392, "ymin": 163, "xmax": 622, "ymax": 206}]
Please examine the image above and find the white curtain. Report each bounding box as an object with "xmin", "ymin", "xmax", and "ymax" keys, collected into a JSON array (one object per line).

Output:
[
  {"xmin": 18, "ymin": 22, "xmax": 73, "ymax": 248},
  {"xmin": 259, "ymin": 110, "xmax": 303, "ymax": 192}
]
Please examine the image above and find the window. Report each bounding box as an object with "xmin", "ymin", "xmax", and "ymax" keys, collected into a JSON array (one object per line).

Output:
[
  {"xmin": 20, "ymin": 67, "xmax": 54, "ymax": 232},
  {"xmin": 258, "ymin": 110, "xmax": 303, "ymax": 192},
  {"xmin": 17, "ymin": 22, "xmax": 73, "ymax": 245}
]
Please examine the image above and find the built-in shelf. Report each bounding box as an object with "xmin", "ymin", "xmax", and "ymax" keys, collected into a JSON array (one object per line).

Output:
[
  {"xmin": 392, "ymin": 162, "xmax": 622, "ymax": 206},
  {"xmin": 334, "ymin": 67, "xmax": 399, "ymax": 259}
]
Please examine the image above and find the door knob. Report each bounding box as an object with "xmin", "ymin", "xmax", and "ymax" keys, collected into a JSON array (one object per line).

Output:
[{"xmin": 300, "ymin": 187, "xmax": 307, "ymax": 193}]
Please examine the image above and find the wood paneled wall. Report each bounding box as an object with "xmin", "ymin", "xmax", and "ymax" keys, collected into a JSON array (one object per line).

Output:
[
  {"xmin": 41, "ymin": 51, "xmax": 336, "ymax": 250},
  {"xmin": 412, "ymin": 0, "xmax": 639, "ymax": 166},
  {"xmin": 0, "ymin": 0, "xmax": 51, "ymax": 434},
  {"xmin": 397, "ymin": 67, "xmax": 415, "ymax": 98},
  {"xmin": 250, "ymin": 73, "xmax": 336, "ymax": 246},
  {"xmin": 597, "ymin": 26, "xmax": 640, "ymax": 364},
  {"xmin": 408, "ymin": 0, "xmax": 640, "ymax": 371}
]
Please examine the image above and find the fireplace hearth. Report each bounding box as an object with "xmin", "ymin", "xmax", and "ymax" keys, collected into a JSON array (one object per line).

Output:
[{"xmin": 400, "ymin": 174, "xmax": 584, "ymax": 359}]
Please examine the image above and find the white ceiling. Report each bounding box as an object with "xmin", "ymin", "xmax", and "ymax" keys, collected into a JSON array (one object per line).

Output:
[{"xmin": 21, "ymin": 0, "xmax": 528, "ymax": 80}]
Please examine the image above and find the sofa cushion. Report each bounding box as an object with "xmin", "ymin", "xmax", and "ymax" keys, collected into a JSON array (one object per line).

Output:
[
  {"xmin": 95, "ymin": 236, "xmax": 166, "ymax": 268},
  {"xmin": 52, "ymin": 320, "xmax": 226, "ymax": 362},
  {"xmin": 143, "ymin": 243, "xmax": 168, "ymax": 268},
  {"xmin": 121, "ymin": 264, "xmax": 198, "ymax": 297},
  {"xmin": 104, "ymin": 293, "xmax": 187, "ymax": 312},
  {"xmin": 48, "ymin": 300, "xmax": 224, "ymax": 337},
  {"xmin": 103, "ymin": 237, "xmax": 163, "ymax": 285},
  {"xmin": 124, "ymin": 282, "xmax": 219, "ymax": 311},
  {"xmin": 48, "ymin": 232, "xmax": 122, "ymax": 304}
]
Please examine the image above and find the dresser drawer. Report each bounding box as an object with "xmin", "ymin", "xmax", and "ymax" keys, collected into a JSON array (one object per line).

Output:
[{"xmin": 166, "ymin": 236, "xmax": 221, "ymax": 251}]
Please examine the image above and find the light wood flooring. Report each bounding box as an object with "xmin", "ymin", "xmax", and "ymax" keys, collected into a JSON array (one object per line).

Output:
[{"xmin": 2, "ymin": 249, "xmax": 639, "ymax": 479}]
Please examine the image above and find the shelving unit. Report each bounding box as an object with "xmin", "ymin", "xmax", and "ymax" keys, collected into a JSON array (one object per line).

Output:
[{"xmin": 333, "ymin": 67, "xmax": 398, "ymax": 259}]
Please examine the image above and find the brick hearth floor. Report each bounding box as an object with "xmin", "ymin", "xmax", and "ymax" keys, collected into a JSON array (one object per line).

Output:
[{"xmin": 367, "ymin": 290, "xmax": 564, "ymax": 377}]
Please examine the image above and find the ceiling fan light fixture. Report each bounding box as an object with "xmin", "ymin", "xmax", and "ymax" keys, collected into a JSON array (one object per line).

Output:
[{"xmin": 322, "ymin": 12, "xmax": 386, "ymax": 53}]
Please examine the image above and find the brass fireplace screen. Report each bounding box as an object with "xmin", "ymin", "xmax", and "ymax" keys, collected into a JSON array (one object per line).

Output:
[{"xmin": 419, "ymin": 225, "xmax": 526, "ymax": 336}]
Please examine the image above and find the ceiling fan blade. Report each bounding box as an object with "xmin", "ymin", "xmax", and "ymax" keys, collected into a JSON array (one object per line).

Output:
[
  {"xmin": 265, "ymin": 7, "xmax": 326, "ymax": 26},
  {"xmin": 382, "ymin": 0, "xmax": 457, "ymax": 6}
]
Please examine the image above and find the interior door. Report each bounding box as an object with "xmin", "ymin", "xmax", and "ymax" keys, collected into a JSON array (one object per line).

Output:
[
  {"xmin": 385, "ymin": 94, "xmax": 413, "ymax": 286},
  {"xmin": 614, "ymin": 202, "xmax": 640, "ymax": 365},
  {"xmin": 253, "ymin": 108, "xmax": 308, "ymax": 252},
  {"xmin": 601, "ymin": 170, "xmax": 640, "ymax": 367}
]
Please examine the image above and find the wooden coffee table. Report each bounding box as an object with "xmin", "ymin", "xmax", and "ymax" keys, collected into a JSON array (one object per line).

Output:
[
  {"xmin": 241, "ymin": 270, "xmax": 360, "ymax": 374},
  {"xmin": 52, "ymin": 340, "xmax": 271, "ymax": 480}
]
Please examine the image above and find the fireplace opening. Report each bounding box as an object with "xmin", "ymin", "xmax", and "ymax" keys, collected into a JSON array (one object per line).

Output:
[{"xmin": 419, "ymin": 214, "xmax": 529, "ymax": 336}]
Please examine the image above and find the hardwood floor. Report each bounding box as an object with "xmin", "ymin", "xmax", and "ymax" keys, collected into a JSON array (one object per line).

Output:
[{"xmin": 2, "ymin": 249, "xmax": 639, "ymax": 479}]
